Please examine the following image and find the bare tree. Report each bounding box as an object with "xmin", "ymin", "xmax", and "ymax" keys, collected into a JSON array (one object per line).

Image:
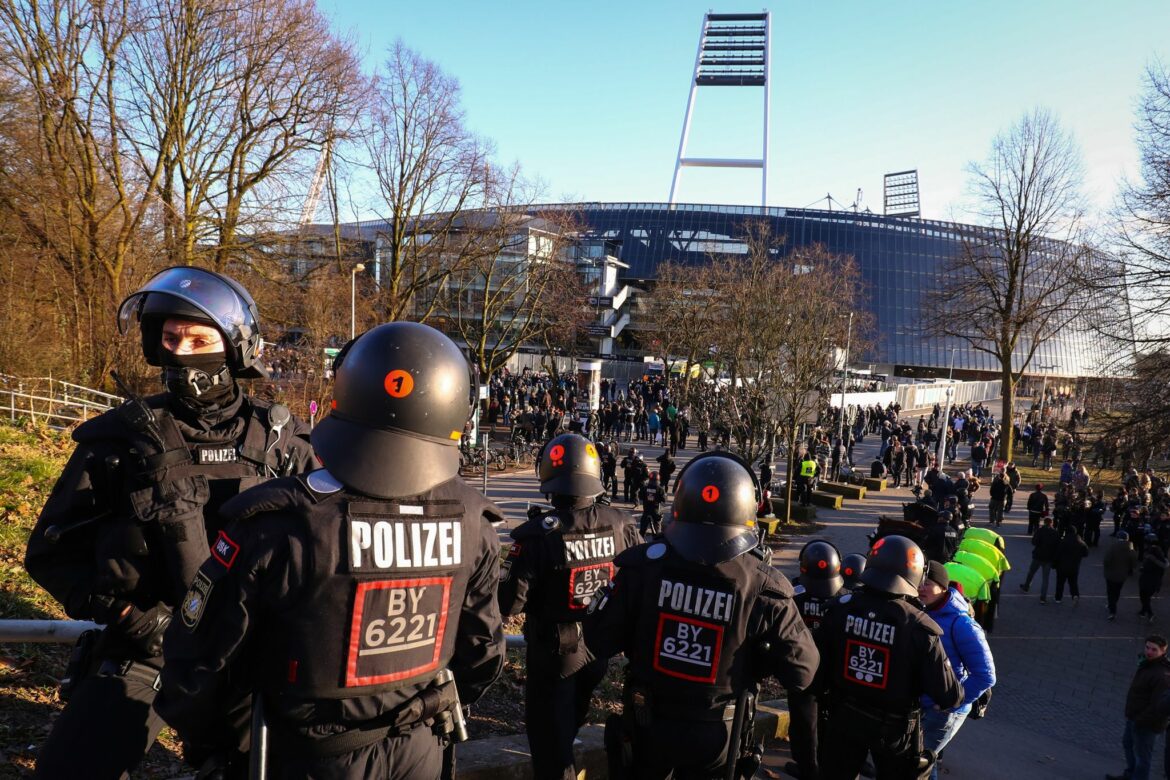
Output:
[
  {"xmin": 121, "ymin": 0, "xmax": 362, "ymax": 271},
  {"xmin": 0, "ymin": 0, "xmax": 163, "ymax": 383},
  {"xmin": 638, "ymin": 222, "xmax": 866, "ymax": 520},
  {"xmin": 1109, "ymin": 62, "xmax": 1170, "ymax": 354},
  {"xmin": 443, "ymin": 203, "xmax": 581, "ymax": 378},
  {"xmin": 929, "ymin": 109, "xmax": 1092, "ymax": 462},
  {"xmin": 641, "ymin": 260, "xmax": 724, "ymax": 404},
  {"xmin": 363, "ymin": 40, "xmax": 493, "ymax": 323}
]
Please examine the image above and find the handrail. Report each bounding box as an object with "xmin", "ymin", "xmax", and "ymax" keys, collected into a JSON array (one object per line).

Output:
[{"xmin": 0, "ymin": 619, "xmax": 528, "ymax": 649}]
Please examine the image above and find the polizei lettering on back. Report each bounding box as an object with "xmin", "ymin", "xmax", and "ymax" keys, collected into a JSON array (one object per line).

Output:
[
  {"xmin": 196, "ymin": 446, "xmax": 238, "ymax": 464},
  {"xmin": 348, "ymin": 519, "xmax": 462, "ymax": 571},
  {"xmin": 563, "ymin": 532, "xmax": 616, "ymax": 564},
  {"xmin": 656, "ymin": 578, "xmax": 735, "ymax": 623},
  {"xmin": 844, "ymin": 614, "xmax": 897, "ymax": 645}
]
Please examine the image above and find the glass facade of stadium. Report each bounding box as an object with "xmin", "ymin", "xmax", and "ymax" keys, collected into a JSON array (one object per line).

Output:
[{"xmin": 529, "ymin": 202, "xmax": 1112, "ymax": 380}]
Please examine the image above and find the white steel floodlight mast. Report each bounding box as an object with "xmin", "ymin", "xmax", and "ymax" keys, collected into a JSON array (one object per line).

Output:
[{"xmin": 668, "ymin": 11, "xmax": 771, "ymax": 208}]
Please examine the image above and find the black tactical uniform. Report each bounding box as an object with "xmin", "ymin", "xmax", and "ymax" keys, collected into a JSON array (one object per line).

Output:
[
  {"xmin": 498, "ymin": 433, "xmax": 640, "ymax": 780},
  {"xmin": 638, "ymin": 475, "xmax": 667, "ymax": 538},
  {"xmin": 621, "ymin": 449, "xmax": 639, "ymax": 502},
  {"xmin": 602, "ymin": 445, "xmax": 619, "ymax": 500},
  {"xmin": 788, "ymin": 540, "xmax": 846, "ymax": 780},
  {"xmin": 157, "ymin": 322, "xmax": 506, "ymax": 779},
  {"xmin": 814, "ymin": 535, "xmax": 962, "ymax": 780},
  {"xmin": 25, "ymin": 267, "xmax": 314, "ymax": 780},
  {"xmin": 583, "ymin": 453, "xmax": 820, "ymax": 779}
]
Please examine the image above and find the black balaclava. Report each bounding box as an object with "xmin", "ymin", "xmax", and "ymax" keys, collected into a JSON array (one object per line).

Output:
[{"xmin": 160, "ymin": 349, "xmax": 238, "ymax": 413}]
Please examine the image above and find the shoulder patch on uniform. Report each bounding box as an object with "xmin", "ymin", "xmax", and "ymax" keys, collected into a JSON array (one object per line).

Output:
[
  {"xmin": 646, "ymin": 542, "xmax": 666, "ymax": 560},
  {"xmin": 793, "ymin": 583, "xmax": 806, "ymax": 595},
  {"xmin": 181, "ymin": 570, "xmax": 213, "ymax": 629},
  {"xmin": 306, "ymin": 469, "xmax": 344, "ymax": 495},
  {"xmin": 542, "ymin": 514, "xmax": 561, "ymax": 530},
  {"xmin": 839, "ymin": 593, "xmax": 853, "ymax": 604},
  {"xmin": 210, "ymin": 530, "xmax": 240, "ymax": 569}
]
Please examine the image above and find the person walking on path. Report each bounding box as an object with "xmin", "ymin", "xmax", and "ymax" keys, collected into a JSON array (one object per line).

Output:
[
  {"xmin": 1054, "ymin": 525, "xmax": 1089, "ymax": 604},
  {"xmin": 1105, "ymin": 531, "xmax": 1140, "ymax": 621},
  {"xmin": 1106, "ymin": 635, "xmax": 1170, "ymax": 780},
  {"xmin": 1020, "ymin": 516, "xmax": 1060, "ymax": 604},
  {"xmin": 1139, "ymin": 536, "xmax": 1169, "ymax": 622},
  {"xmin": 988, "ymin": 472, "xmax": 1011, "ymax": 528},
  {"xmin": 1027, "ymin": 484, "xmax": 1050, "ymax": 535}
]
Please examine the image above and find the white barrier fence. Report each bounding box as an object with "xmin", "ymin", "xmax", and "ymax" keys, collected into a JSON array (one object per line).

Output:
[
  {"xmin": 1, "ymin": 375, "xmax": 117, "ymax": 427},
  {"xmin": 829, "ymin": 380, "xmax": 1002, "ymax": 412}
]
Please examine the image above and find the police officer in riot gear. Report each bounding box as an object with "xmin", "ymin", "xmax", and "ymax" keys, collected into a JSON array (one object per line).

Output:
[
  {"xmin": 24, "ymin": 266, "xmax": 315, "ymax": 780},
  {"xmin": 639, "ymin": 472, "xmax": 667, "ymax": 538},
  {"xmin": 498, "ymin": 433, "xmax": 640, "ymax": 780},
  {"xmin": 156, "ymin": 322, "xmax": 506, "ymax": 779},
  {"xmin": 814, "ymin": 535, "xmax": 962, "ymax": 780},
  {"xmin": 787, "ymin": 540, "xmax": 846, "ymax": 780},
  {"xmin": 582, "ymin": 452, "xmax": 820, "ymax": 779},
  {"xmin": 841, "ymin": 553, "xmax": 867, "ymax": 591}
]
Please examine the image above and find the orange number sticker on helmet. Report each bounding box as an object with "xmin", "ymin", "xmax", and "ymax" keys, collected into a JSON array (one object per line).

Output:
[
  {"xmin": 549, "ymin": 444, "xmax": 565, "ymax": 467},
  {"xmin": 701, "ymin": 485, "xmax": 720, "ymax": 503},
  {"xmin": 384, "ymin": 370, "xmax": 414, "ymax": 398}
]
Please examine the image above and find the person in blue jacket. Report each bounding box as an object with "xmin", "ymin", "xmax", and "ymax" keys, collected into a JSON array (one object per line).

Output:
[{"xmin": 917, "ymin": 560, "xmax": 997, "ymax": 779}]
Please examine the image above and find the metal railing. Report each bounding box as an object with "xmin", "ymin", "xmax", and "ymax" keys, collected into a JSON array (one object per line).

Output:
[
  {"xmin": 0, "ymin": 375, "xmax": 116, "ymax": 427},
  {"xmin": 0, "ymin": 619, "xmax": 528, "ymax": 649}
]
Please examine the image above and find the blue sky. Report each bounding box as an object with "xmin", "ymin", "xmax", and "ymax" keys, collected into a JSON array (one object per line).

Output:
[{"xmin": 320, "ymin": 0, "xmax": 1169, "ymax": 222}]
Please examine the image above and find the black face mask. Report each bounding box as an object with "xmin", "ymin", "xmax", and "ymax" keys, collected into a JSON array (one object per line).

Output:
[{"xmin": 160, "ymin": 351, "xmax": 236, "ymax": 404}]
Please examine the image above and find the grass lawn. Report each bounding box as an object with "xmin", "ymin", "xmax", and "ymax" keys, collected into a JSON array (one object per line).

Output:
[{"xmin": 0, "ymin": 421, "xmax": 185, "ymax": 777}]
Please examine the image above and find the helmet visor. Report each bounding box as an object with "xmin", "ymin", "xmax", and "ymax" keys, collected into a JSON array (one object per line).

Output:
[{"xmin": 118, "ymin": 267, "xmax": 256, "ymax": 346}]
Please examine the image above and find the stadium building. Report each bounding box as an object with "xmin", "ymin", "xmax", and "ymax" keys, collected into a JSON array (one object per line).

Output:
[{"xmin": 320, "ymin": 11, "xmax": 1112, "ymax": 384}]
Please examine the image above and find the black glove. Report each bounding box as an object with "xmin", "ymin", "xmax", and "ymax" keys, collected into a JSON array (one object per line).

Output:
[{"xmin": 118, "ymin": 604, "xmax": 172, "ymax": 658}]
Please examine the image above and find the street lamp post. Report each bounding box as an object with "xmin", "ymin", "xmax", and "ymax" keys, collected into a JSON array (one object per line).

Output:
[
  {"xmin": 836, "ymin": 312, "xmax": 854, "ymax": 455},
  {"xmin": 350, "ymin": 263, "xmax": 366, "ymax": 340},
  {"xmin": 935, "ymin": 348, "xmax": 957, "ymax": 468}
]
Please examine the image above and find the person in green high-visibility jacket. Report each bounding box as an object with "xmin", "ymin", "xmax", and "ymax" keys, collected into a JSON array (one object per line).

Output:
[
  {"xmin": 960, "ymin": 536, "xmax": 1011, "ymax": 629},
  {"xmin": 945, "ymin": 560, "xmax": 993, "ymax": 627},
  {"xmin": 963, "ymin": 526, "xmax": 1006, "ymax": 554},
  {"xmin": 954, "ymin": 550, "xmax": 1002, "ymax": 633},
  {"xmin": 959, "ymin": 537, "xmax": 1010, "ymax": 578},
  {"xmin": 797, "ymin": 452, "xmax": 818, "ymax": 506}
]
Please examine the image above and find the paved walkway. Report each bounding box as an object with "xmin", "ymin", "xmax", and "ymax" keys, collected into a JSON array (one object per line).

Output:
[
  {"xmin": 478, "ymin": 421, "xmax": 1156, "ymax": 779},
  {"xmin": 770, "ymin": 426, "xmax": 1154, "ymax": 780}
]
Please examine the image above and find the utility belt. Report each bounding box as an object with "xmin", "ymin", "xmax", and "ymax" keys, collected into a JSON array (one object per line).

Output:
[
  {"xmin": 836, "ymin": 696, "xmax": 920, "ymax": 735},
  {"xmin": 623, "ymin": 680, "xmax": 738, "ymax": 726},
  {"xmin": 275, "ymin": 669, "xmax": 468, "ymax": 758}
]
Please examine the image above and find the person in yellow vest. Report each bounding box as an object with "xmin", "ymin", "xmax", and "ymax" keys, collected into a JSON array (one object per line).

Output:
[
  {"xmin": 798, "ymin": 453, "xmax": 819, "ymax": 507},
  {"xmin": 945, "ymin": 560, "xmax": 993, "ymax": 625},
  {"xmin": 960, "ymin": 536, "xmax": 1010, "ymax": 625},
  {"xmin": 953, "ymin": 550, "xmax": 1001, "ymax": 632},
  {"xmin": 963, "ymin": 526, "xmax": 1006, "ymax": 554}
]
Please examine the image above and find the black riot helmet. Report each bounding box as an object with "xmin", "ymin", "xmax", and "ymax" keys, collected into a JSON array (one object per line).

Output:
[
  {"xmin": 538, "ymin": 433, "xmax": 604, "ymax": 497},
  {"xmin": 860, "ymin": 534, "xmax": 926, "ymax": 598},
  {"xmin": 117, "ymin": 266, "xmax": 265, "ymax": 378},
  {"xmin": 841, "ymin": 553, "xmax": 867, "ymax": 589},
  {"xmin": 311, "ymin": 322, "xmax": 471, "ymax": 498},
  {"xmin": 798, "ymin": 540, "xmax": 844, "ymax": 598},
  {"xmin": 666, "ymin": 451, "xmax": 761, "ymax": 565}
]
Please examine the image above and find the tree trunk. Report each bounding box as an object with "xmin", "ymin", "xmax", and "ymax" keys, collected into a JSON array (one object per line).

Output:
[
  {"xmin": 783, "ymin": 413, "xmax": 798, "ymax": 524},
  {"xmin": 1001, "ymin": 362, "xmax": 1015, "ymax": 462}
]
